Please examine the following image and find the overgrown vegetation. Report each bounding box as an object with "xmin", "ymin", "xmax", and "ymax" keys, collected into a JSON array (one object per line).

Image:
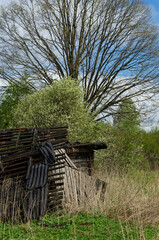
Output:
[
  {"xmin": 12, "ymin": 77, "xmax": 96, "ymax": 143},
  {"xmin": 1, "ymin": 77, "xmax": 159, "ymax": 170},
  {"xmin": 142, "ymin": 128, "xmax": 159, "ymax": 169},
  {"xmin": 0, "ymin": 1, "xmax": 159, "ymax": 239},
  {"xmin": 0, "ymin": 170, "xmax": 159, "ymax": 239},
  {"xmin": 96, "ymin": 100, "xmax": 144, "ymax": 172},
  {"xmin": 1, "ymin": 76, "xmax": 159, "ymax": 239}
]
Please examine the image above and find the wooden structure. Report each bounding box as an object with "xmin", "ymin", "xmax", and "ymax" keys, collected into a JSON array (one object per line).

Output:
[
  {"xmin": 67, "ymin": 142, "xmax": 107, "ymax": 175},
  {"xmin": 51, "ymin": 149, "xmax": 106, "ymax": 209},
  {"xmin": 0, "ymin": 127, "xmax": 106, "ymax": 221},
  {"xmin": 0, "ymin": 127, "xmax": 68, "ymax": 221}
]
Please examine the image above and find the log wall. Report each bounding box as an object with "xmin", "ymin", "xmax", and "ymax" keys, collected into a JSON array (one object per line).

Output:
[{"xmin": 0, "ymin": 128, "xmax": 107, "ymax": 221}]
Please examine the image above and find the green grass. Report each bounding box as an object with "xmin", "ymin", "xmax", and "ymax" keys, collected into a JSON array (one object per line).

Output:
[{"xmin": 0, "ymin": 212, "xmax": 158, "ymax": 240}]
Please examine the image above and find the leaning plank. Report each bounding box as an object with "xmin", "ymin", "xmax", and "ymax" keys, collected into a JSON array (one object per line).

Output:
[{"xmin": 63, "ymin": 166, "xmax": 107, "ymax": 208}]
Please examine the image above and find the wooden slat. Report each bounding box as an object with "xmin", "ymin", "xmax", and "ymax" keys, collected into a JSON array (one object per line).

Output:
[
  {"xmin": 48, "ymin": 195, "xmax": 63, "ymax": 201},
  {"xmin": 69, "ymin": 168, "xmax": 78, "ymax": 203},
  {"xmin": 4, "ymin": 160, "xmax": 28, "ymax": 169},
  {"xmin": 49, "ymin": 177, "xmax": 64, "ymax": 182},
  {"xmin": 49, "ymin": 161, "xmax": 65, "ymax": 168},
  {"xmin": 48, "ymin": 171, "xmax": 65, "ymax": 177},
  {"xmin": 48, "ymin": 199, "xmax": 63, "ymax": 207},
  {"xmin": 49, "ymin": 165, "xmax": 65, "ymax": 171},
  {"xmin": 48, "ymin": 182, "xmax": 64, "ymax": 188},
  {"xmin": 0, "ymin": 171, "xmax": 26, "ymax": 179},
  {"xmin": 48, "ymin": 188, "xmax": 64, "ymax": 193}
]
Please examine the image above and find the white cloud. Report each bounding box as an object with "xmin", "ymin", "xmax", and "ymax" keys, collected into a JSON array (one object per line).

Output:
[
  {"xmin": 147, "ymin": 4, "xmax": 159, "ymax": 27},
  {"xmin": 102, "ymin": 76, "xmax": 159, "ymax": 131},
  {"xmin": 0, "ymin": 0, "xmax": 14, "ymax": 5},
  {"xmin": 0, "ymin": 79, "xmax": 7, "ymax": 87},
  {"xmin": 139, "ymin": 94, "xmax": 159, "ymax": 131}
]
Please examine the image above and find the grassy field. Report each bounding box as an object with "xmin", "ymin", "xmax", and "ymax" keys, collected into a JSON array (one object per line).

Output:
[
  {"xmin": 0, "ymin": 170, "xmax": 159, "ymax": 240},
  {"xmin": 0, "ymin": 212, "xmax": 158, "ymax": 240}
]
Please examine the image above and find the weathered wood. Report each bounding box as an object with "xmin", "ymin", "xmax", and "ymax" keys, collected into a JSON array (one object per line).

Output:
[
  {"xmin": 0, "ymin": 127, "xmax": 107, "ymax": 221},
  {"xmin": 48, "ymin": 188, "xmax": 64, "ymax": 193},
  {"xmin": 0, "ymin": 127, "xmax": 68, "ymax": 220},
  {"xmin": 49, "ymin": 161, "xmax": 65, "ymax": 167},
  {"xmin": 63, "ymin": 166, "xmax": 107, "ymax": 207},
  {"xmin": 50, "ymin": 177, "xmax": 64, "ymax": 182},
  {"xmin": 49, "ymin": 165, "xmax": 65, "ymax": 171},
  {"xmin": 49, "ymin": 171, "xmax": 65, "ymax": 178},
  {"xmin": 48, "ymin": 195, "xmax": 63, "ymax": 201}
]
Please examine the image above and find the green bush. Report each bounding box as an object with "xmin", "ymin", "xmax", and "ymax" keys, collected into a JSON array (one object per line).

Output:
[
  {"xmin": 13, "ymin": 77, "xmax": 96, "ymax": 143},
  {"xmin": 95, "ymin": 100, "xmax": 144, "ymax": 172},
  {"xmin": 94, "ymin": 124, "xmax": 144, "ymax": 173},
  {"xmin": 13, "ymin": 81, "xmax": 147, "ymax": 172},
  {"xmin": 0, "ymin": 72, "xmax": 34, "ymax": 129},
  {"xmin": 142, "ymin": 127, "xmax": 159, "ymax": 169}
]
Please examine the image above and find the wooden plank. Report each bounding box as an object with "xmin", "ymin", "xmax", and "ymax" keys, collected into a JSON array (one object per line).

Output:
[
  {"xmin": 63, "ymin": 170, "xmax": 69, "ymax": 204},
  {"xmin": 4, "ymin": 165, "xmax": 27, "ymax": 174},
  {"xmin": 48, "ymin": 195, "xmax": 63, "ymax": 201},
  {"xmin": 79, "ymin": 170, "xmax": 84, "ymax": 203},
  {"xmin": 0, "ymin": 171, "xmax": 26, "ymax": 179},
  {"xmin": 48, "ymin": 192, "xmax": 63, "ymax": 198},
  {"xmin": 48, "ymin": 171, "xmax": 65, "ymax": 178},
  {"xmin": 49, "ymin": 165, "xmax": 65, "ymax": 171},
  {"xmin": 4, "ymin": 160, "xmax": 28, "ymax": 169},
  {"xmin": 48, "ymin": 199, "xmax": 63, "ymax": 207},
  {"xmin": 65, "ymin": 166, "xmax": 73, "ymax": 203},
  {"xmin": 58, "ymin": 150, "xmax": 78, "ymax": 170},
  {"xmin": 69, "ymin": 168, "xmax": 78, "ymax": 204},
  {"xmin": 75, "ymin": 170, "xmax": 80, "ymax": 201},
  {"xmin": 49, "ymin": 161, "xmax": 65, "ymax": 168},
  {"xmin": 49, "ymin": 177, "xmax": 64, "ymax": 182},
  {"xmin": 48, "ymin": 189, "xmax": 64, "ymax": 195},
  {"xmin": 64, "ymin": 166, "xmax": 70, "ymax": 203},
  {"xmin": 48, "ymin": 182, "xmax": 64, "ymax": 188}
]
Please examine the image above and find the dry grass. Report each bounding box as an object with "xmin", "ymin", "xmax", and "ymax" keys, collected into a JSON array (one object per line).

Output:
[
  {"xmin": 58, "ymin": 169, "xmax": 159, "ymax": 239},
  {"xmin": 0, "ymin": 178, "xmax": 23, "ymax": 223},
  {"xmin": 92, "ymin": 170, "xmax": 159, "ymax": 225},
  {"xmin": 0, "ymin": 178, "xmax": 34, "ymax": 224},
  {"xmin": 0, "ymin": 170, "xmax": 159, "ymax": 239},
  {"xmin": 1, "ymin": 170, "xmax": 159, "ymax": 226},
  {"xmin": 64, "ymin": 169, "xmax": 159, "ymax": 226}
]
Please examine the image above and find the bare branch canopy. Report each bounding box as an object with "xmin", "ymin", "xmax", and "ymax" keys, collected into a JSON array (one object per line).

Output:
[{"xmin": 0, "ymin": 0, "xmax": 159, "ymax": 119}]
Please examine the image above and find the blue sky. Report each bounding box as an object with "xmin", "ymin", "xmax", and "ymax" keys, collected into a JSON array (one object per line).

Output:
[{"xmin": 144, "ymin": 0, "xmax": 159, "ymax": 26}]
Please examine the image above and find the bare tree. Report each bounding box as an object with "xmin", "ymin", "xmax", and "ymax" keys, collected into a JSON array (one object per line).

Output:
[{"xmin": 0, "ymin": 0, "xmax": 158, "ymax": 119}]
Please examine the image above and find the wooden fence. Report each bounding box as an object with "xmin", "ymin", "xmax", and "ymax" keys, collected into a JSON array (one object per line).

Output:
[{"xmin": 48, "ymin": 149, "xmax": 106, "ymax": 210}]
